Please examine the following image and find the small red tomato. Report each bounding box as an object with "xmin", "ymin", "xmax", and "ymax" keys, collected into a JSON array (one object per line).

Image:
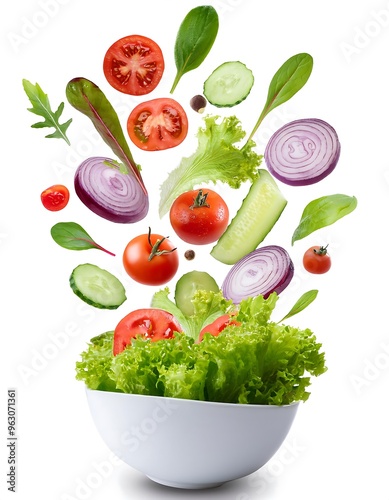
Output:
[
  {"xmin": 123, "ymin": 228, "xmax": 179, "ymax": 286},
  {"xmin": 41, "ymin": 184, "xmax": 70, "ymax": 211},
  {"xmin": 169, "ymin": 189, "xmax": 229, "ymax": 245},
  {"xmin": 303, "ymin": 245, "xmax": 331, "ymax": 274}
]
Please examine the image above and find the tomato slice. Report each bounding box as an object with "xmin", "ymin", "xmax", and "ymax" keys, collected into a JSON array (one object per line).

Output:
[
  {"xmin": 103, "ymin": 35, "xmax": 164, "ymax": 95},
  {"xmin": 127, "ymin": 98, "xmax": 188, "ymax": 151},
  {"xmin": 113, "ymin": 308, "xmax": 183, "ymax": 355},
  {"xmin": 198, "ymin": 313, "xmax": 241, "ymax": 342},
  {"xmin": 40, "ymin": 184, "xmax": 70, "ymax": 211}
]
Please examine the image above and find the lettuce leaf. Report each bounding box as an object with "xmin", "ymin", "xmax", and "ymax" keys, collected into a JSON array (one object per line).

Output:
[
  {"xmin": 75, "ymin": 292, "xmax": 327, "ymax": 405},
  {"xmin": 151, "ymin": 287, "xmax": 233, "ymax": 340},
  {"xmin": 158, "ymin": 115, "xmax": 262, "ymax": 217}
]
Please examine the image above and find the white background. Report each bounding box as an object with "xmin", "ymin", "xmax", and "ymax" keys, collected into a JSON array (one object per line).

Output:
[{"xmin": 1, "ymin": 0, "xmax": 389, "ymax": 498}]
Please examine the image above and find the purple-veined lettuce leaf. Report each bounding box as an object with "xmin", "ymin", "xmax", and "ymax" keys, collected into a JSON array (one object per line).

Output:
[{"xmin": 65, "ymin": 77, "xmax": 147, "ymax": 194}]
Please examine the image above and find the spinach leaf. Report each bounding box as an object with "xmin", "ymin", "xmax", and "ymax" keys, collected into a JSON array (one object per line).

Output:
[
  {"xmin": 292, "ymin": 194, "xmax": 358, "ymax": 245},
  {"xmin": 51, "ymin": 222, "xmax": 115, "ymax": 256},
  {"xmin": 278, "ymin": 290, "xmax": 318, "ymax": 323},
  {"xmin": 246, "ymin": 53, "xmax": 313, "ymax": 143},
  {"xmin": 22, "ymin": 79, "xmax": 72, "ymax": 145},
  {"xmin": 66, "ymin": 77, "xmax": 146, "ymax": 193},
  {"xmin": 170, "ymin": 5, "xmax": 219, "ymax": 93}
]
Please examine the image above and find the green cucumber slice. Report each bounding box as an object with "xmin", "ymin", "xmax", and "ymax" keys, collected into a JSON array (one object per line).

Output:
[
  {"xmin": 70, "ymin": 263, "xmax": 126, "ymax": 309},
  {"xmin": 211, "ymin": 170, "xmax": 287, "ymax": 264},
  {"xmin": 203, "ymin": 61, "xmax": 254, "ymax": 107},
  {"xmin": 175, "ymin": 271, "xmax": 219, "ymax": 316}
]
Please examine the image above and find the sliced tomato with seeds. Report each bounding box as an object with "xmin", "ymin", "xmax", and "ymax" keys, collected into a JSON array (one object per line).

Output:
[
  {"xmin": 198, "ymin": 313, "xmax": 241, "ymax": 342},
  {"xmin": 113, "ymin": 308, "xmax": 183, "ymax": 355},
  {"xmin": 127, "ymin": 98, "xmax": 188, "ymax": 151},
  {"xmin": 103, "ymin": 35, "xmax": 164, "ymax": 95},
  {"xmin": 40, "ymin": 184, "xmax": 70, "ymax": 211}
]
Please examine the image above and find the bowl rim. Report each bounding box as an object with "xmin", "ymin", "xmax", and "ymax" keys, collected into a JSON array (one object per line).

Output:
[{"xmin": 85, "ymin": 387, "xmax": 300, "ymax": 409}]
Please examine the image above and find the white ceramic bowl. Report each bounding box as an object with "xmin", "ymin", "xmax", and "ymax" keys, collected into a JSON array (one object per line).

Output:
[{"xmin": 86, "ymin": 389, "xmax": 299, "ymax": 489}]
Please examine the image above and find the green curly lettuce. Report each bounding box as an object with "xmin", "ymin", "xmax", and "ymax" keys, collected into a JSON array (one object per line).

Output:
[
  {"xmin": 158, "ymin": 115, "xmax": 262, "ymax": 217},
  {"xmin": 75, "ymin": 291, "xmax": 327, "ymax": 405}
]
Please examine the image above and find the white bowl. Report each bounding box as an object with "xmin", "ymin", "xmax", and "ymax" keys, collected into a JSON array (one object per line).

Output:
[{"xmin": 86, "ymin": 389, "xmax": 299, "ymax": 489}]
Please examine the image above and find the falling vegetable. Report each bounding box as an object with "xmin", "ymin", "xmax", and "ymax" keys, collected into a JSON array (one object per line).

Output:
[
  {"xmin": 170, "ymin": 5, "xmax": 219, "ymax": 93},
  {"xmin": 50, "ymin": 222, "xmax": 115, "ymax": 256},
  {"xmin": 278, "ymin": 289, "xmax": 319, "ymax": 323},
  {"xmin": 65, "ymin": 77, "xmax": 147, "ymax": 194},
  {"xmin": 74, "ymin": 157, "xmax": 149, "ymax": 224},
  {"xmin": 264, "ymin": 118, "xmax": 341, "ymax": 186},
  {"xmin": 291, "ymin": 194, "xmax": 358, "ymax": 245},
  {"xmin": 221, "ymin": 245, "xmax": 294, "ymax": 304},
  {"xmin": 22, "ymin": 79, "xmax": 72, "ymax": 145},
  {"xmin": 245, "ymin": 53, "xmax": 313, "ymax": 144},
  {"xmin": 158, "ymin": 115, "xmax": 261, "ymax": 217}
]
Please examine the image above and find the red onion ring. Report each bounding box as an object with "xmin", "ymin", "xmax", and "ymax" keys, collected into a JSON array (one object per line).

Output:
[
  {"xmin": 222, "ymin": 245, "xmax": 294, "ymax": 304},
  {"xmin": 74, "ymin": 157, "xmax": 149, "ymax": 223},
  {"xmin": 264, "ymin": 118, "xmax": 340, "ymax": 186}
]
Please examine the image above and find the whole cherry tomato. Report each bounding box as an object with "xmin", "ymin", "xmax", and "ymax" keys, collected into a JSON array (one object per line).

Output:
[
  {"xmin": 303, "ymin": 245, "xmax": 331, "ymax": 274},
  {"xmin": 169, "ymin": 188, "xmax": 229, "ymax": 245},
  {"xmin": 123, "ymin": 228, "xmax": 179, "ymax": 285}
]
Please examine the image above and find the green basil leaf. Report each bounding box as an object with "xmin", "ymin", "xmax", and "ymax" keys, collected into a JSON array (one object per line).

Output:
[
  {"xmin": 292, "ymin": 194, "xmax": 358, "ymax": 245},
  {"xmin": 170, "ymin": 5, "xmax": 219, "ymax": 93},
  {"xmin": 50, "ymin": 222, "xmax": 115, "ymax": 256},
  {"xmin": 278, "ymin": 290, "xmax": 318, "ymax": 323},
  {"xmin": 247, "ymin": 53, "xmax": 313, "ymax": 142}
]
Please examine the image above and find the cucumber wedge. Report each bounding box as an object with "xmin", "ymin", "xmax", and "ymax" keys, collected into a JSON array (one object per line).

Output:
[
  {"xmin": 70, "ymin": 263, "xmax": 126, "ymax": 309},
  {"xmin": 211, "ymin": 170, "xmax": 287, "ymax": 264},
  {"xmin": 203, "ymin": 61, "xmax": 254, "ymax": 107}
]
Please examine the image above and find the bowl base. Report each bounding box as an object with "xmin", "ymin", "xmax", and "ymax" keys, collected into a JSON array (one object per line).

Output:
[{"xmin": 146, "ymin": 475, "xmax": 225, "ymax": 490}]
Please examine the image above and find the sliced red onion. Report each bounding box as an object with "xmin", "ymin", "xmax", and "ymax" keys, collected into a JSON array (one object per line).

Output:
[
  {"xmin": 222, "ymin": 245, "xmax": 294, "ymax": 304},
  {"xmin": 264, "ymin": 118, "xmax": 340, "ymax": 186},
  {"xmin": 74, "ymin": 157, "xmax": 149, "ymax": 223}
]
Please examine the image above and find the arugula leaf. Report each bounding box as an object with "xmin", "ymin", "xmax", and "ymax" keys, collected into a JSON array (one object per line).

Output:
[
  {"xmin": 50, "ymin": 222, "xmax": 115, "ymax": 256},
  {"xmin": 170, "ymin": 5, "xmax": 219, "ymax": 93},
  {"xmin": 159, "ymin": 115, "xmax": 262, "ymax": 216},
  {"xmin": 246, "ymin": 53, "xmax": 313, "ymax": 143},
  {"xmin": 22, "ymin": 79, "xmax": 72, "ymax": 145},
  {"xmin": 278, "ymin": 290, "xmax": 318, "ymax": 323},
  {"xmin": 66, "ymin": 77, "xmax": 146, "ymax": 192},
  {"xmin": 292, "ymin": 194, "xmax": 358, "ymax": 245}
]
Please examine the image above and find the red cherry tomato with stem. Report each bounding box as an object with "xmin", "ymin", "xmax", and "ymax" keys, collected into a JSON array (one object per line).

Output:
[
  {"xmin": 113, "ymin": 308, "xmax": 183, "ymax": 355},
  {"xmin": 127, "ymin": 98, "xmax": 188, "ymax": 151},
  {"xmin": 123, "ymin": 228, "xmax": 179, "ymax": 286},
  {"xmin": 103, "ymin": 35, "xmax": 164, "ymax": 95},
  {"xmin": 41, "ymin": 184, "xmax": 70, "ymax": 211},
  {"xmin": 170, "ymin": 188, "xmax": 229, "ymax": 245},
  {"xmin": 303, "ymin": 245, "xmax": 332, "ymax": 274}
]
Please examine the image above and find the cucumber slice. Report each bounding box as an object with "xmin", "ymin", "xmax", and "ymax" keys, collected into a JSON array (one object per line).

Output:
[
  {"xmin": 211, "ymin": 170, "xmax": 287, "ymax": 264},
  {"xmin": 70, "ymin": 263, "xmax": 126, "ymax": 309},
  {"xmin": 175, "ymin": 271, "xmax": 219, "ymax": 316},
  {"xmin": 203, "ymin": 61, "xmax": 254, "ymax": 107}
]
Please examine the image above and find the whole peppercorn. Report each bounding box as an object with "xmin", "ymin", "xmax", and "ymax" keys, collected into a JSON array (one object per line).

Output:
[{"xmin": 190, "ymin": 95, "xmax": 207, "ymax": 113}]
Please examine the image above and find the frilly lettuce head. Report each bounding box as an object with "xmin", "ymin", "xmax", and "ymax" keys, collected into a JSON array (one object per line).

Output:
[{"xmin": 76, "ymin": 291, "xmax": 326, "ymax": 405}]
